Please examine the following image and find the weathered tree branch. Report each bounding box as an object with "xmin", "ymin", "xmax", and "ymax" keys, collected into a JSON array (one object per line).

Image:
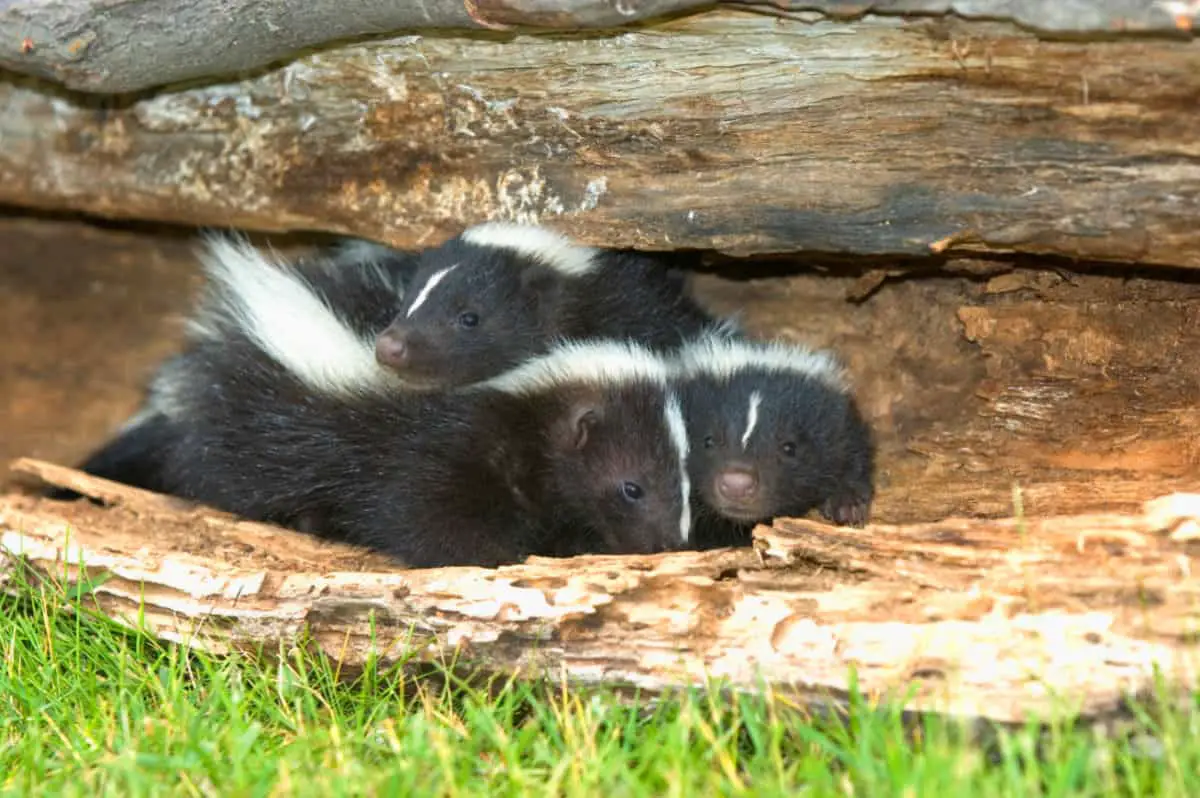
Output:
[
  {"xmin": 3, "ymin": 12, "xmax": 1199, "ymax": 264},
  {"xmin": 0, "ymin": 0, "xmax": 717, "ymax": 95},
  {"xmin": 2, "ymin": 1, "xmax": 1193, "ymax": 95},
  {"xmin": 4, "ymin": 457, "xmax": 1199, "ymax": 725}
]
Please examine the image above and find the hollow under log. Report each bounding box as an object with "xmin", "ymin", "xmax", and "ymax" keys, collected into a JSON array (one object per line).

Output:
[
  {"xmin": 2, "ymin": 11, "xmax": 1200, "ymax": 264},
  {"xmin": 4, "ymin": 216, "xmax": 1200, "ymax": 526}
]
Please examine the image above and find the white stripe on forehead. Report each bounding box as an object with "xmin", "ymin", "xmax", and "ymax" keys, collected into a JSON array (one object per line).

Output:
[
  {"xmin": 460, "ymin": 222, "xmax": 599, "ymax": 277},
  {"xmin": 674, "ymin": 334, "xmax": 847, "ymax": 390},
  {"xmin": 477, "ymin": 339, "xmax": 672, "ymax": 396},
  {"xmin": 188, "ymin": 234, "xmax": 396, "ymax": 396},
  {"xmin": 665, "ymin": 393, "xmax": 693, "ymax": 545},
  {"xmin": 740, "ymin": 390, "xmax": 763, "ymax": 451},
  {"xmin": 405, "ymin": 263, "xmax": 460, "ymax": 318}
]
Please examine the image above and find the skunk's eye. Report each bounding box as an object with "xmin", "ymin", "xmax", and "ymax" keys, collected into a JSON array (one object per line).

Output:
[
  {"xmin": 781, "ymin": 442, "xmax": 797, "ymax": 458},
  {"xmin": 621, "ymin": 481, "xmax": 645, "ymax": 502},
  {"xmin": 458, "ymin": 311, "xmax": 480, "ymax": 328},
  {"xmin": 703, "ymin": 435, "xmax": 716, "ymax": 449}
]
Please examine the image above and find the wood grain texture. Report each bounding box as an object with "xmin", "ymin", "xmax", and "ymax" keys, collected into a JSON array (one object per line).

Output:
[
  {"xmin": 2, "ymin": 1, "xmax": 1192, "ymax": 95},
  {"xmin": 4, "ymin": 457, "xmax": 1200, "ymax": 725},
  {"xmin": 0, "ymin": 0, "xmax": 711, "ymax": 94},
  {"xmin": 2, "ymin": 12, "xmax": 1200, "ymax": 264}
]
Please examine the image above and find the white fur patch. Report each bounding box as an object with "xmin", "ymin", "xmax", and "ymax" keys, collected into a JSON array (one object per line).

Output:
[
  {"xmin": 406, "ymin": 263, "xmax": 459, "ymax": 318},
  {"xmin": 190, "ymin": 234, "xmax": 397, "ymax": 396},
  {"xmin": 740, "ymin": 390, "xmax": 763, "ymax": 451},
  {"xmin": 708, "ymin": 315, "xmax": 744, "ymax": 339},
  {"xmin": 460, "ymin": 222, "xmax": 598, "ymax": 276},
  {"xmin": 145, "ymin": 355, "xmax": 194, "ymax": 421},
  {"xmin": 673, "ymin": 335, "xmax": 847, "ymax": 390},
  {"xmin": 327, "ymin": 239, "xmax": 409, "ymax": 297},
  {"xmin": 330, "ymin": 238, "xmax": 395, "ymax": 266},
  {"xmin": 116, "ymin": 406, "xmax": 159, "ymax": 434},
  {"xmin": 665, "ymin": 393, "xmax": 693, "ymax": 545},
  {"xmin": 478, "ymin": 339, "xmax": 672, "ymax": 397}
]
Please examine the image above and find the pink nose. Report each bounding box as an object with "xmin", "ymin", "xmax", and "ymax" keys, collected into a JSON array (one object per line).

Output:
[
  {"xmin": 375, "ymin": 332, "xmax": 409, "ymax": 368},
  {"xmin": 716, "ymin": 467, "xmax": 759, "ymax": 502}
]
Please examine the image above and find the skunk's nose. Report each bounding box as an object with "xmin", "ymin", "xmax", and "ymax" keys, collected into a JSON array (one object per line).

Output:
[
  {"xmin": 715, "ymin": 467, "xmax": 759, "ymax": 502},
  {"xmin": 375, "ymin": 331, "xmax": 409, "ymax": 368}
]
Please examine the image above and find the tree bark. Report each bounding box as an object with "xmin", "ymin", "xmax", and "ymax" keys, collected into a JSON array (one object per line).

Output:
[
  {"xmin": 767, "ymin": 1, "xmax": 1198, "ymax": 35},
  {"xmin": 2, "ymin": 11, "xmax": 1199, "ymax": 265},
  {"xmin": 0, "ymin": 0, "xmax": 716, "ymax": 95},
  {"xmin": 4, "ymin": 457, "xmax": 1199, "ymax": 726},
  {"xmin": 1, "ymin": 1, "xmax": 1191, "ymax": 95}
]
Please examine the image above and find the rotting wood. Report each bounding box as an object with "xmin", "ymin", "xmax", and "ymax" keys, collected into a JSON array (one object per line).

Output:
[
  {"xmin": 3, "ymin": 12, "xmax": 1200, "ymax": 264},
  {"xmin": 4, "ymin": 457, "xmax": 1200, "ymax": 726},
  {"xmin": 1, "ymin": 0, "xmax": 1192, "ymax": 95}
]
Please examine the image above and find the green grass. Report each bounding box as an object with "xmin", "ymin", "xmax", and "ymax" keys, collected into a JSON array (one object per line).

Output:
[{"xmin": 0, "ymin": 572, "xmax": 1196, "ymax": 797}]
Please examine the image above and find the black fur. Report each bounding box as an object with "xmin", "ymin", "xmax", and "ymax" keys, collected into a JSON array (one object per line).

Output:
[
  {"xmin": 45, "ymin": 410, "xmax": 177, "ymax": 502},
  {"xmin": 143, "ymin": 337, "xmax": 691, "ymax": 568},
  {"xmin": 374, "ymin": 232, "xmax": 731, "ymax": 389},
  {"xmin": 53, "ymin": 239, "xmax": 418, "ymax": 500},
  {"xmin": 679, "ymin": 368, "xmax": 875, "ymax": 530},
  {"xmin": 288, "ymin": 239, "xmax": 419, "ymax": 339},
  {"xmin": 60, "ymin": 229, "xmax": 692, "ymax": 566}
]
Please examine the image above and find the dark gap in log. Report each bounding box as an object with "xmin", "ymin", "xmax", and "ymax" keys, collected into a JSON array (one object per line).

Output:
[
  {"xmin": 14, "ymin": 202, "xmax": 1200, "ymax": 290},
  {"xmin": 0, "ymin": 204, "xmax": 345, "ymax": 253},
  {"xmin": 5, "ymin": 211, "xmax": 1200, "ymax": 529}
]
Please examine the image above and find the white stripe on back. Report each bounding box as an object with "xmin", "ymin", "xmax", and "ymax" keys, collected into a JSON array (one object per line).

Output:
[
  {"xmin": 673, "ymin": 334, "xmax": 846, "ymax": 390},
  {"xmin": 406, "ymin": 263, "xmax": 459, "ymax": 318},
  {"xmin": 478, "ymin": 339, "xmax": 670, "ymax": 397},
  {"xmin": 192, "ymin": 235, "xmax": 394, "ymax": 396},
  {"xmin": 460, "ymin": 222, "xmax": 598, "ymax": 276}
]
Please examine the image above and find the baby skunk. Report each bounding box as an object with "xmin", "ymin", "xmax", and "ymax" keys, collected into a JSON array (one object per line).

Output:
[
  {"xmin": 65, "ymin": 234, "xmax": 418, "ymax": 496},
  {"xmin": 68, "ymin": 236, "xmax": 695, "ymax": 568},
  {"xmin": 374, "ymin": 221, "xmax": 735, "ymax": 390},
  {"xmin": 674, "ymin": 335, "xmax": 875, "ymax": 537}
]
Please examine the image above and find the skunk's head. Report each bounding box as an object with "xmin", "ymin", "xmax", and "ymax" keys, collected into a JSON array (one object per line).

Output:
[
  {"xmin": 374, "ymin": 222, "xmax": 597, "ymax": 390},
  {"xmin": 675, "ymin": 336, "xmax": 870, "ymax": 525},
  {"xmin": 482, "ymin": 340, "xmax": 693, "ymax": 555}
]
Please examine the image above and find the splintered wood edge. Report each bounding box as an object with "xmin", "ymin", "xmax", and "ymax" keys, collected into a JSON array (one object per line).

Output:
[{"xmin": 3, "ymin": 457, "xmax": 1200, "ymax": 725}]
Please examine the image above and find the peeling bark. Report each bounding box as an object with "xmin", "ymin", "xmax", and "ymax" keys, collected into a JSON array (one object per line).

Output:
[
  {"xmin": 1, "ymin": 1, "xmax": 1192, "ymax": 95},
  {"xmin": 3, "ymin": 12, "xmax": 1199, "ymax": 264},
  {"xmin": 3, "ymin": 457, "xmax": 1199, "ymax": 725},
  {"xmin": 0, "ymin": 0, "xmax": 715, "ymax": 94}
]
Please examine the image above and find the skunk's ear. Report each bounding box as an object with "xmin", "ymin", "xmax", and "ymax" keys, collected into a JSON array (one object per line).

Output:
[{"xmin": 551, "ymin": 396, "xmax": 603, "ymax": 452}]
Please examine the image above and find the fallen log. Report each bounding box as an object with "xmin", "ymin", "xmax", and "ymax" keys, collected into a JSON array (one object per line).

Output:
[
  {"xmin": 0, "ymin": 0, "xmax": 714, "ymax": 95},
  {"xmin": 3, "ymin": 11, "xmax": 1199, "ymax": 264},
  {"xmin": 1, "ymin": 0, "xmax": 1192, "ymax": 95},
  {"xmin": 4, "ymin": 457, "xmax": 1199, "ymax": 726}
]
